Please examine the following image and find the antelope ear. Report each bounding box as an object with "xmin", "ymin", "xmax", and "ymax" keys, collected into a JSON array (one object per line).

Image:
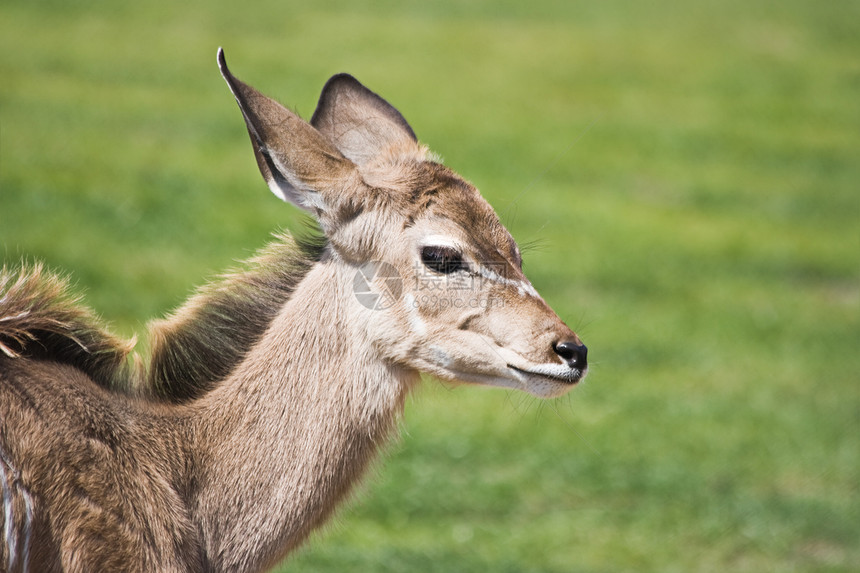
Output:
[
  {"xmin": 218, "ymin": 48, "xmax": 357, "ymax": 216},
  {"xmin": 310, "ymin": 73, "xmax": 419, "ymax": 165}
]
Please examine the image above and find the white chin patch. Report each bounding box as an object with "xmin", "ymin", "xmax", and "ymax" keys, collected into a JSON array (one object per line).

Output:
[
  {"xmin": 508, "ymin": 363, "xmax": 585, "ymax": 398},
  {"xmin": 431, "ymin": 367, "xmax": 576, "ymax": 399}
]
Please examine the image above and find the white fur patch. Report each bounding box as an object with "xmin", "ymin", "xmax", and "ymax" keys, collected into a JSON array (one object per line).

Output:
[
  {"xmin": 266, "ymin": 152, "xmax": 329, "ymax": 213},
  {"xmin": 1, "ymin": 445, "xmax": 33, "ymax": 573},
  {"xmin": 403, "ymin": 294, "xmax": 427, "ymax": 337},
  {"xmin": 1, "ymin": 460, "xmax": 15, "ymax": 570},
  {"xmin": 418, "ymin": 235, "xmax": 463, "ymax": 250},
  {"xmin": 266, "ymin": 178, "xmax": 292, "ymax": 203},
  {"xmin": 513, "ymin": 362, "xmax": 585, "ymax": 380},
  {"xmin": 20, "ymin": 488, "xmax": 32, "ymax": 573}
]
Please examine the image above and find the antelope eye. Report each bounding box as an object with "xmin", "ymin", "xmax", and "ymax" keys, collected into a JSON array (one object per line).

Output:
[{"xmin": 420, "ymin": 245, "xmax": 466, "ymax": 274}]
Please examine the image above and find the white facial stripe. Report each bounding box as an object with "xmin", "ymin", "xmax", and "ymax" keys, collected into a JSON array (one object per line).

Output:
[
  {"xmin": 419, "ymin": 235, "xmax": 463, "ymax": 250},
  {"xmin": 474, "ymin": 265, "xmax": 539, "ymax": 298}
]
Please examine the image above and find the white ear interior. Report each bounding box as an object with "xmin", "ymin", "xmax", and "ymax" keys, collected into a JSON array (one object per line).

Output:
[{"xmin": 265, "ymin": 178, "xmax": 292, "ymax": 203}]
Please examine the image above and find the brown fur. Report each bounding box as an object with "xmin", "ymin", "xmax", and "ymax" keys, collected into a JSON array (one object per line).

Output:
[
  {"xmin": 0, "ymin": 264, "xmax": 135, "ymax": 390},
  {"xmin": 0, "ymin": 49, "xmax": 587, "ymax": 572}
]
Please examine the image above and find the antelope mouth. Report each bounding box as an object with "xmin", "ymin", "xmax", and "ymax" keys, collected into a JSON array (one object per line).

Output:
[{"xmin": 507, "ymin": 363, "xmax": 586, "ymax": 385}]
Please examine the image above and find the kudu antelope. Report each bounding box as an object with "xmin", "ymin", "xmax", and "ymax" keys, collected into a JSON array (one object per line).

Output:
[{"xmin": 0, "ymin": 49, "xmax": 588, "ymax": 572}]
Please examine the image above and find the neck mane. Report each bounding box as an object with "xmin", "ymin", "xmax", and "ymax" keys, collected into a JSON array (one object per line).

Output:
[{"xmin": 0, "ymin": 230, "xmax": 326, "ymax": 402}]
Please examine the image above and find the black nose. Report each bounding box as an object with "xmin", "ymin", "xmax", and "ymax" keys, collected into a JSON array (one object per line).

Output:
[{"xmin": 553, "ymin": 341, "xmax": 588, "ymax": 370}]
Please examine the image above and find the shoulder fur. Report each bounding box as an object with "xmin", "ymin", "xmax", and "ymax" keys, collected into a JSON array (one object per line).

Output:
[
  {"xmin": 0, "ymin": 263, "xmax": 135, "ymax": 391},
  {"xmin": 145, "ymin": 230, "xmax": 326, "ymax": 401}
]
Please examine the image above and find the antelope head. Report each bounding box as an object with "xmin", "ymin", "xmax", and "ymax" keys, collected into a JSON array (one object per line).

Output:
[{"xmin": 219, "ymin": 49, "xmax": 587, "ymax": 399}]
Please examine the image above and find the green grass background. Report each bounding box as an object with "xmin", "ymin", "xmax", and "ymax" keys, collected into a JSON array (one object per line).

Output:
[{"xmin": 1, "ymin": 1, "xmax": 858, "ymax": 571}]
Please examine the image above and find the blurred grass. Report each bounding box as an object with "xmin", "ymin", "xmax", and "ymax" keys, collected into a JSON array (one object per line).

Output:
[{"xmin": 1, "ymin": 0, "xmax": 858, "ymax": 571}]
